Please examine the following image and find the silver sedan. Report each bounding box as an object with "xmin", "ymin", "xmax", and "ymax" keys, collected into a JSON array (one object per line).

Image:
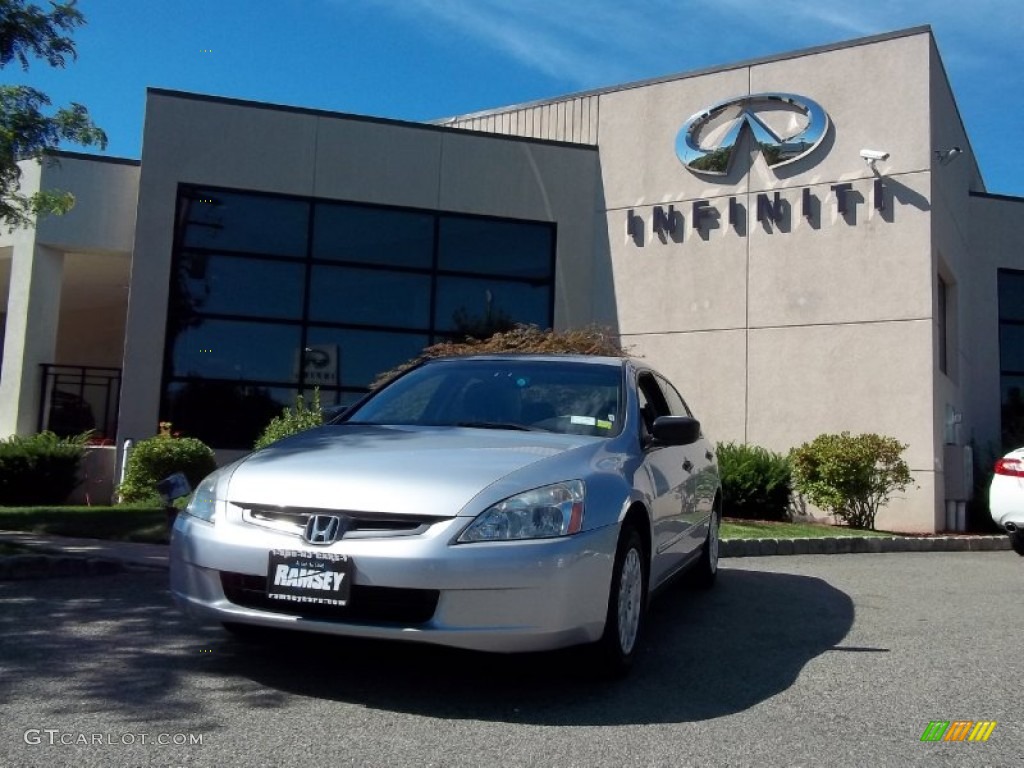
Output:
[{"xmin": 170, "ymin": 354, "xmax": 722, "ymax": 672}]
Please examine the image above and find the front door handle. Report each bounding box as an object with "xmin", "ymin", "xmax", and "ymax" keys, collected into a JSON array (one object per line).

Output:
[{"xmin": 682, "ymin": 458, "xmax": 694, "ymax": 473}]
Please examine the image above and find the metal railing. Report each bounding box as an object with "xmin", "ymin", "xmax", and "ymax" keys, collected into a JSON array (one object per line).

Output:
[{"xmin": 38, "ymin": 364, "xmax": 122, "ymax": 443}]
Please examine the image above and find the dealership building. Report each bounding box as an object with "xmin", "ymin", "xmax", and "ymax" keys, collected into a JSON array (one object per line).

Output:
[{"xmin": 1, "ymin": 26, "xmax": 1022, "ymax": 531}]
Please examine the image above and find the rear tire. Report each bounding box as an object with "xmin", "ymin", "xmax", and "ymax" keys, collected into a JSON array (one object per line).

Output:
[
  {"xmin": 1011, "ymin": 530, "xmax": 1024, "ymax": 557},
  {"xmin": 593, "ymin": 525, "xmax": 647, "ymax": 676},
  {"xmin": 691, "ymin": 506, "xmax": 721, "ymax": 589}
]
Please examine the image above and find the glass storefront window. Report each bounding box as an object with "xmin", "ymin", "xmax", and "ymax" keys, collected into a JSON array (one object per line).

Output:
[
  {"xmin": 164, "ymin": 184, "xmax": 556, "ymax": 448},
  {"xmin": 439, "ymin": 215, "xmax": 554, "ymax": 278},
  {"xmin": 313, "ymin": 203, "xmax": 434, "ymax": 268},
  {"xmin": 176, "ymin": 252, "xmax": 305, "ymax": 320},
  {"xmin": 308, "ymin": 266, "xmax": 432, "ymax": 328},
  {"xmin": 164, "ymin": 381, "xmax": 298, "ymax": 449},
  {"xmin": 170, "ymin": 319, "xmax": 302, "ymax": 382},
  {"xmin": 434, "ymin": 276, "xmax": 551, "ymax": 334},
  {"xmin": 180, "ymin": 189, "xmax": 309, "ymax": 258},
  {"xmin": 304, "ymin": 327, "xmax": 430, "ymax": 389}
]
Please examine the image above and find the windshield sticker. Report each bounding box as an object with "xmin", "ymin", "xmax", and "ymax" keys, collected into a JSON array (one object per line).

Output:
[
  {"xmin": 596, "ymin": 419, "xmax": 613, "ymax": 430},
  {"xmin": 570, "ymin": 416, "xmax": 597, "ymax": 426}
]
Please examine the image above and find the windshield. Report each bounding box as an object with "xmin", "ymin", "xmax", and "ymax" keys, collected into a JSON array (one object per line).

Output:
[{"xmin": 344, "ymin": 359, "xmax": 624, "ymax": 437}]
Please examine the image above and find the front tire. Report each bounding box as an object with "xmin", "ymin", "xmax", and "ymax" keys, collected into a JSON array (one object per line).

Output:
[{"xmin": 594, "ymin": 525, "xmax": 647, "ymax": 675}]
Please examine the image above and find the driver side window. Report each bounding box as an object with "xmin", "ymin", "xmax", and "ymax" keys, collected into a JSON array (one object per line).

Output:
[{"xmin": 636, "ymin": 372, "xmax": 671, "ymax": 440}]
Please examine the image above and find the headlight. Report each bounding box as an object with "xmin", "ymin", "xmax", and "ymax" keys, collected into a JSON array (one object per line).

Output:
[
  {"xmin": 183, "ymin": 473, "xmax": 220, "ymax": 523},
  {"xmin": 458, "ymin": 480, "xmax": 585, "ymax": 542}
]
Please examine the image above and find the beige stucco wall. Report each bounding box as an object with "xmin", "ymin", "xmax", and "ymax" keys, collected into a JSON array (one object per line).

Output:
[
  {"xmin": 588, "ymin": 31, "xmax": 942, "ymax": 530},
  {"xmin": 118, "ymin": 91, "xmax": 602, "ymax": 452},
  {"xmin": 0, "ymin": 156, "xmax": 138, "ymax": 437}
]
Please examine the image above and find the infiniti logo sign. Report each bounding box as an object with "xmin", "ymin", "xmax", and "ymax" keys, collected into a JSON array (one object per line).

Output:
[{"xmin": 676, "ymin": 92, "xmax": 829, "ymax": 176}]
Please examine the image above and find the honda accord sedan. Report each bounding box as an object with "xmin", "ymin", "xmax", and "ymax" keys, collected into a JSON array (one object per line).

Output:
[{"xmin": 170, "ymin": 354, "xmax": 721, "ymax": 672}]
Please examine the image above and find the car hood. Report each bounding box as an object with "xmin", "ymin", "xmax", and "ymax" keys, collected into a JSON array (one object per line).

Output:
[{"xmin": 225, "ymin": 424, "xmax": 597, "ymax": 517}]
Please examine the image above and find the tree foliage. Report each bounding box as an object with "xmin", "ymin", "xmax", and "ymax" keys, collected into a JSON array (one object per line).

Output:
[
  {"xmin": 0, "ymin": 0, "xmax": 106, "ymax": 230},
  {"xmin": 790, "ymin": 432, "xmax": 913, "ymax": 530}
]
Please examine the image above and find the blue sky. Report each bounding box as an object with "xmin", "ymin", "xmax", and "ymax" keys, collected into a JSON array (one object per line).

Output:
[{"xmin": 9, "ymin": 0, "xmax": 1024, "ymax": 195}]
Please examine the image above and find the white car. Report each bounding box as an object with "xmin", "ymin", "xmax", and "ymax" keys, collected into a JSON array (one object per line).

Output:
[{"xmin": 990, "ymin": 447, "xmax": 1024, "ymax": 555}]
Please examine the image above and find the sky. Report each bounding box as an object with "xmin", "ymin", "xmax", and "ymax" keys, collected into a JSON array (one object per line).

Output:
[{"xmin": 7, "ymin": 0, "xmax": 1024, "ymax": 196}]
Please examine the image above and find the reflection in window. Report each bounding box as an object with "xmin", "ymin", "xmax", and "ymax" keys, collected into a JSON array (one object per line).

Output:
[
  {"xmin": 165, "ymin": 381, "xmax": 295, "ymax": 448},
  {"xmin": 165, "ymin": 184, "xmax": 556, "ymax": 448},
  {"xmin": 313, "ymin": 203, "xmax": 434, "ymax": 268},
  {"xmin": 999, "ymin": 269, "xmax": 1024, "ymax": 448},
  {"xmin": 171, "ymin": 320, "xmax": 302, "ymax": 382},
  {"xmin": 439, "ymin": 216, "xmax": 554, "ymax": 278},
  {"xmin": 304, "ymin": 327, "xmax": 430, "ymax": 388},
  {"xmin": 435, "ymin": 277, "xmax": 551, "ymax": 334},
  {"xmin": 180, "ymin": 189, "xmax": 308, "ymax": 257},
  {"xmin": 308, "ymin": 266, "xmax": 431, "ymax": 328},
  {"xmin": 176, "ymin": 252, "xmax": 305, "ymax": 319}
]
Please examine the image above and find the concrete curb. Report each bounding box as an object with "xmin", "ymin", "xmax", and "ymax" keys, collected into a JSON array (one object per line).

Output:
[{"xmin": 720, "ymin": 534, "xmax": 1011, "ymax": 558}]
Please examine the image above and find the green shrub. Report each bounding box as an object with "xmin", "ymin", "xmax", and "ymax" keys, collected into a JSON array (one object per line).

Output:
[
  {"xmin": 790, "ymin": 432, "xmax": 913, "ymax": 530},
  {"xmin": 118, "ymin": 432, "xmax": 217, "ymax": 504},
  {"xmin": 0, "ymin": 431, "xmax": 89, "ymax": 506},
  {"xmin": 254, "ymin": 390, "xmax": 324, "ymax": 450},
  {"xmin": 717, "ymin": 442, "xmax": 792, "ymax": 521}
]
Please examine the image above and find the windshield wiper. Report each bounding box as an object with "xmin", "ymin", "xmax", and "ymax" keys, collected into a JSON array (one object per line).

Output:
[{"xmin": 454, "ymin": 421, "xmax": 542, "ymax": 432}]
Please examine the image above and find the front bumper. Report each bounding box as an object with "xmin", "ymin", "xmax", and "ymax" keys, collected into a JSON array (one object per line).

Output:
[{"xmin": 169, "ymin": 513, "xmax": 618, "ymax": 653}]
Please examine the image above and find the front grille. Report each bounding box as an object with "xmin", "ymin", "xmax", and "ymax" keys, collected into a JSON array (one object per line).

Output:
[
  {"xmin": 220, "ymin": 571, "xmax": 439, "ymax": 625},
  {"xmin": 241, "ymin": 505, "xmax": 442, "ymax": 540}
]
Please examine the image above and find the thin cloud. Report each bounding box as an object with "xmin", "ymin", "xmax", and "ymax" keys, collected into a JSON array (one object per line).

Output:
[
  {"xmin": 366, "ymin": 0, "xmax": 1022, "ymax": 86},
  {"xmin": 363, "ymin": 0, "xmax": 688, "ymax": 87}
]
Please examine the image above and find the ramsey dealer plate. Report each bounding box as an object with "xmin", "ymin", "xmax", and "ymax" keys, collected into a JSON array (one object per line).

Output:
[{"xmin": 267, "ymin": 550, "xmax": 351, "ymax": 606}]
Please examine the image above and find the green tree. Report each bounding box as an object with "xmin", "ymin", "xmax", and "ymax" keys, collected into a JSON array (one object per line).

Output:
[{"xmin": 0, "ymin": 0, "xmax": 106, "ymax": 230}]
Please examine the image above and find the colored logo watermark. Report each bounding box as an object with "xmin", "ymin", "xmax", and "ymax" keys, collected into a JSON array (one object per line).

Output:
[{"xmin": 920, "ymin": 720, "xmax": 997, "ymax": 742}]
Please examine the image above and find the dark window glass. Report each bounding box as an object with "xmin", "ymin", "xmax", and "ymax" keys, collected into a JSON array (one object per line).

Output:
[
  {"xmin": 308, "ymin": 266, "xmax": 432, "ymax": 328},
  {"xmin": 438, "ymin": 216, "xmax": 553, "ymax": 278},
  {"xmin": 999, "ymin": 325, "xmax": 1024, "ymax": 373},
  {"xmin": 174, "ymin": 252, "xmax": 304, "ymax": 320},
  {"xmin": 164, "ymin": 381, "xmax": 297, "ymax": 449},
  {"xmin": 1002, "ymin": 375, "xmax": 1024, "ymax": 449},
  {"xmin": 348, "ymin": 359, "xmax": 622, "ymax": 437},
  {"xmin": 170, "ymin": 319, "xmax": 302, "ymax": 383},
  {"xmin": 656, "ymin": 374, "xmax": 692, "ymax": 417},
  {"xmin": 181, "ymin": 189, "xmax": 308, "ymax": 257},
  {"xmin": 434, "ymin": 277, "xmax": 550, "ymax": 334},
  {"xmin": 998, "ymin": 270, "xmax": 1024, "ymax": 322},
  {"xmin": 305, "ymin": 327, "xmax": 429, "ymax": 388},
  {"xmin": 312, "ymin": 204, "xmax": 434, "ymax": 268}
]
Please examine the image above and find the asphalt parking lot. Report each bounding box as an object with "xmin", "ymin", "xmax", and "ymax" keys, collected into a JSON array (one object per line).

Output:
[{"xmin": 0, "ymin": 551, "xmax": 1020, "ymax": 768}]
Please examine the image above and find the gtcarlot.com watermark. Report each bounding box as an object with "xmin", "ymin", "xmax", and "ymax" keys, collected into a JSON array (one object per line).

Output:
[{"xmin": 24, "ymin": 729, "xmax": 204, "ymax": 747}]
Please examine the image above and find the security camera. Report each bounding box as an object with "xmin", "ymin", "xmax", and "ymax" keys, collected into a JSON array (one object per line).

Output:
[
  {"xmin": 936, "ymin": 146, "xmax": 963, "ymax": 166},
  {"xmin": 860, "ymin": 149, "xmax": 890, "ymax": 162}
]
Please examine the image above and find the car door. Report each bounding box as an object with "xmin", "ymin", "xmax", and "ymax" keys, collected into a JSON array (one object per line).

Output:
[
  {"xmin": 636, "ymin": 372, "xmax": 692, "ymax": 586},
  {"xmin": 655, "ymin": 374, "xmax": 714, "ymax": 558}
]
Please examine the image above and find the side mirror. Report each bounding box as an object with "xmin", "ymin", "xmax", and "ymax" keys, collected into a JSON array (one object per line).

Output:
[{"xmin": 651, "ymin": 415, "xmax": 701, "ymax": 446}]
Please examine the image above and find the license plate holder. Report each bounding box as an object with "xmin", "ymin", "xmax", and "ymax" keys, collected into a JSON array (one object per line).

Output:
[{"xmin": 266, "ymin": 550, "xmax": 351, "ymax": 606}]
